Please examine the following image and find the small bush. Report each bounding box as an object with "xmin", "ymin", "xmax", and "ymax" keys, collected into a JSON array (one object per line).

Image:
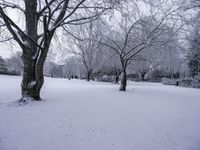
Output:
[
  {"xmin": 179, "ymin": 78, "xmax": 193, "ymax": 87},
  {"xmin": 0, "ymin": 70, "xmax": 20, "ymax": 76},
  {"xmin": 162, "ymin": 78, "xmax": 177, "ymax": 85},
  {"xmin": 179, "ymin": 76, "xmax": 200, "ymax": 89},
  {"xmin": 162, "ymin": 76, "xmax": 200, "ymax": 89}
]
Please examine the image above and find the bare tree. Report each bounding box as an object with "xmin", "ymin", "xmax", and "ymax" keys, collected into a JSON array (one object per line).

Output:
[
  {"xmin": 136, "ymin": 60, "xmax": 150, "ymax": 81},
  {"xmin": 0, "ymin": 0, "xmax": 117, "ymax": 102},
  {"xmin": 99, "ymin": 13, "xmax": 177, "ymax": 91},
  {"xmin": 70, "ymin": 21, "xmax": 104, "ymax": 81}
]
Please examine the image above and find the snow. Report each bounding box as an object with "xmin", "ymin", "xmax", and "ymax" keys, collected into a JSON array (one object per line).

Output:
[
  {"xmin": 0, "ymin": 75, "xmax": 200, "ymax": 150},
  {"xmin": 28, "ymin": 81, "xmax": 36, "ymax": 88}
]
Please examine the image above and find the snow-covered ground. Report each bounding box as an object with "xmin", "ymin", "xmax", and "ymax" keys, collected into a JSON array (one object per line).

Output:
[{"xmin": 0, "ymin": 75, "xmax": 200, "ymax": 150}]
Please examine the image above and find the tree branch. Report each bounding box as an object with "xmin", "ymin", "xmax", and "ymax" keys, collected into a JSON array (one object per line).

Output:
[{"xmin": 0, "ymin": 2, "xmax": 25, "ymax": 12}]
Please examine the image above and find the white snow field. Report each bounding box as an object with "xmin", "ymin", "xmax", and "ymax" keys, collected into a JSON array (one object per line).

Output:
[{"xmin": 0, "ymin": 75, "xmax": 200, "ymax": 150}]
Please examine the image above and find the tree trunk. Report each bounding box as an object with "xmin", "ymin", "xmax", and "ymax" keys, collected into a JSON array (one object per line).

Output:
[
  {"xmin": 141, "ymin": 73, "xmax": 145, "ymax": 81},
  {"xmin": 86, "ymin": 70, "xmax": 92, "ymax": 81},
  {"xmin": 35, "ymin": 62, "xmax": 45, "ymax": 100},
  {"xmin": 19, "ymin": 0, "xmax": 40, "ymax": 103},
  {"xmin": 19, "ymin": 35, "xmax": 53, "ymax": 103},
  {"xmin": 114, "ymin": 73, "xmax": 119, "ymax": 84},
  {"xmin": 20, "ymin": 62, "xmax": 45, "ymax": 103},
  {"xmin": 20, "ymin": 55, "xmax": 40, "ymax": 102},
  {"xmin": 120, "ymin": 70, "xmax": 127, "ymax": 91}
]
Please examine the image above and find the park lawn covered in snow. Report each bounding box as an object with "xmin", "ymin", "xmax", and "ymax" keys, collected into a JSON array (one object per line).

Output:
[{"xmin": 0, "ymin": 75, "xmax": 200, "ymax": 150}]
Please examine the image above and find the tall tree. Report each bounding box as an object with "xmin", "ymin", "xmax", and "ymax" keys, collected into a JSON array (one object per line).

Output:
[
  {"xmin": 99, "ymin": 14, "xmax": 177, "ymax": 91},
  {"xmin": 0, "ymin": 0, "xmax": 117, "ymax": 102}
]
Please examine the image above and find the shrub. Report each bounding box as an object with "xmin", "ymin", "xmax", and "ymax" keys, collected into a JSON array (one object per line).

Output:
[
  {"xmin": 162, "ymin": 78, "xmax": 177, "ymax": 85},
  {"xmin": 179, "ymin": 76, "xmax": 200, "ymax": 88},
  {"xmin": 179, "ymin": 78, "xmax": 193, "ymax": 87}
]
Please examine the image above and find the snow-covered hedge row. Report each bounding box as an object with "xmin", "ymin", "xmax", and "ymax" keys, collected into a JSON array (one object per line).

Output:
[
  {"xmin": 179, "ymin": 76, "xmax": 200, "ymax": 89},
  {"xmin": 161, "ymin": 78, "xmax": 177, "ymax": 85},
  {"xmin": 162, "ymin": 76, "xmax": 200, "ymax": 88}
]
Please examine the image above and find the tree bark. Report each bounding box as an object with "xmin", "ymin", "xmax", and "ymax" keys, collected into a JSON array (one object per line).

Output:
[
  {"xmin": 21, "ymin": 55, "xmax": 40, "ymax": 101},
  {"xmin": 35, "ymin": 62, "xmax": 45, "ymax": 100},
  {"xmin": 114, "ymin": 73, "xmax": 119, "ymax": 84},
  {"xmin": 20, "ymin": 47, "xmax": 48, "ymax": 102},
  {"xmin": 86, "ymin": 70, "xmax": 92, "ymax": 81},
  {"xmin": 20, "ymin": 55, "xmax": 47, "ymax": 102},
  {"xmin": 141, "ymin": 73, "xmax": 145, "ymax": 81},
  {"xmin": 120, "ymin": 70, "xmax": 127, "ymax": 91}
]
